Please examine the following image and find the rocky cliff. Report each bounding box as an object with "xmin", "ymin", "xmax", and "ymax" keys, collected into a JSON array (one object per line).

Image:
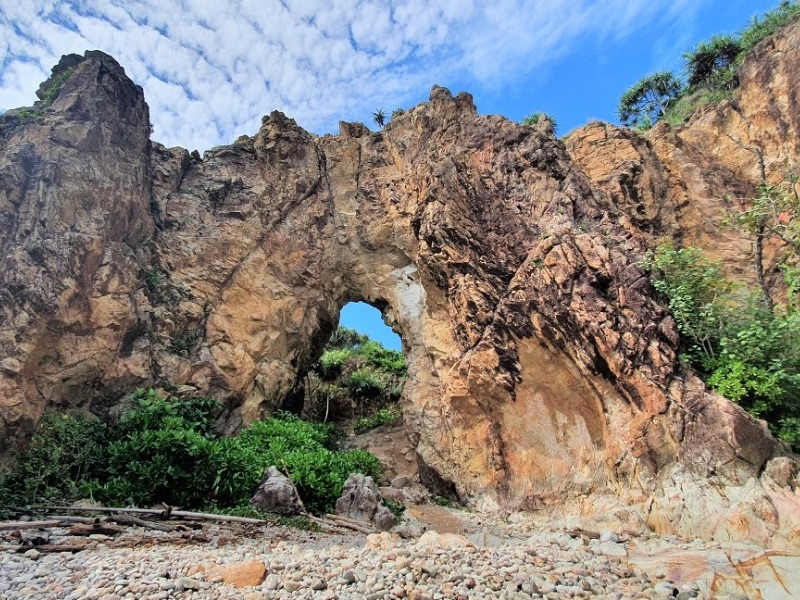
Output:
[{"xmin": 2, "ymin": 24, "xmax": 800, "ymax": 546}]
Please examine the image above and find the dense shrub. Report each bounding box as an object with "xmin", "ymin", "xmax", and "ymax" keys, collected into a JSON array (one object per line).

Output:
[
  {"xmin": 0, "ymin": 413, "xmax": 108, "ymax": 507},
  {"xmin": 521, "ymin": 112, "xmax": 558, "ymax": 133},
  {"xmin": 307, "ymin": 327, "xmax": 406, "ymax": 421},
  {"xmin": 618, "ymin": 72, "xmax": 684, "ymax": 129},
  {"xmin": 317, "ymin": 348, "xmax": 353, "ymax": 380},
  {"xmin": 739, "ymin": 1, "xmax": 800, "ymax": 52},
  {"xmin": 0, "ymin": 391, "xmax": 382, "ymax": 515}
]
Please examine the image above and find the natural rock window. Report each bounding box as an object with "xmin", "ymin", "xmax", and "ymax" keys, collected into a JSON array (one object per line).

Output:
[{"xmin": 301, "ymin": 302, "xmax": 406, "ymax": 428}]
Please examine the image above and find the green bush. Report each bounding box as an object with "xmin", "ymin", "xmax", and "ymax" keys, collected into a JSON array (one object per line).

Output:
[
  {"xmin": 739, "ymin": 1, "xmax": 800, "ymax": 52},
  {"xmin": 641, "ymin": 242, "xmax": 734, "ymax": 363},
  {"xmin": 358, "ymin": 341, "xmax": 407, "ymax": 376},
  {"xmin": 619, "ymin": 2, "xmax": 800, "ymax": 129},
  {"xmin": 643, "ymin": 241, "xmax": 800, "ymax": 448},
  {"xmin": 664, "ymin": 87, "xmax": 732, "ymax": 127},
  {"xmin": 0, "ymin": 413, "xmax": 108, "ymax": 506},
  {"xmin": 683, "ymin": 35, "xmax": 741, "ymax": 89},
  {"xmin": 169, "ymin": 327, "xmax": 203, "ymax": 357},
  {"xmin": 307, "ymin": 327, "xmax": 406, "ymax": 422},
  {"xmin": 521, "ymin": 112, "xmax": 558, "ymax": 133},
  {"xmin": 345, "ymin": 368, "xmax": 388, "ymax": 401},
  {"xmin": 0, "ymin": 391, "xmax": 382, "ymax": 514},
  {"xmin": 354, "ymin": 407, "xmax": 402, "ymax": 434},
  {"xmin": 39, "ymin": 67, "xmax": 75, "ymax": 107},
  {"xmin": 618, "ymin": 71, "xmax": 684, "ymax": 129},
  {"xmin": 317, "ymin": 348, "xmax": 353, "ymax": 380},
  {"xmin": 327, "ymin": 327, "xmax": 369, "ymax": 350}
]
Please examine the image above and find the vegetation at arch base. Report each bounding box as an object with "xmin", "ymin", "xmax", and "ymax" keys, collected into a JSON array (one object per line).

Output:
[
  {"xmin": 304, "ymin": 326, "xmax": 406, "ymax": 423},
  {"xmin": 0, "ymin": 388, "xmax": 381, "ymax": 517}
]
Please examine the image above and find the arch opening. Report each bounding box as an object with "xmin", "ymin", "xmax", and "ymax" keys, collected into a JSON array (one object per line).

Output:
[{"xmin": 295, "ymin": 301, "xmax": 408, "ymax": 427}]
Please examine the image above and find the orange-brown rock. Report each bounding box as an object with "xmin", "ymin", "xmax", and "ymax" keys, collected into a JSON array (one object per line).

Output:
[
  {"xmin": 198, "ymin": 561, "xmax": 267, "ymax": 587},
  {"xmin": 1, "ymin": 28, "xmax": 800, "ymax": 547}
]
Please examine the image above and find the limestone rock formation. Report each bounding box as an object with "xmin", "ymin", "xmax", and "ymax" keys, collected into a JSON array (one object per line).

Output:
[{"xmin": 1, "ymin": 25, "xmax": 800, "ymax": 546}]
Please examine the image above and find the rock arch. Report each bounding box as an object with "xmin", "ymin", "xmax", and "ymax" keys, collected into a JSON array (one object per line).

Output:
[{"xmin": 1, "ymin": 52, "xmax": 798, "ymax": 545}]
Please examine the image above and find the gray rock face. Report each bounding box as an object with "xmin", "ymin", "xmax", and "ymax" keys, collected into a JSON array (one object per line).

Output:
[
  {"xmin": 250, "ymin": 466, "xmax": 303, "ymax": 515},
  {"xmin": 335, "ymin": 473, "xmax": 397, "ymax": 531}
]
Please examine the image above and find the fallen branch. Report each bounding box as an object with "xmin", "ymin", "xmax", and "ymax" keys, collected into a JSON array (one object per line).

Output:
[
  {"xmin": 10, "ymin": 542, "xmax": 90, "ymax": 554},
  {"xmin": 32, "ymin": 506, "xmax": 268, "ymax": 525},
  {"xmin": 319, "ymin": 514, "xmax": 374, "ymax": 534},
  {"xmin": 324, "ymin": 513, "xmax": 373, "ymax": 528},
  {"xmin": 69, "ymin": 522, "xmax": 124, "ymax": 537},
  {"xmin": 45, "ymin": 515, "xmax": 100, "ymax": 525},
  {"xmin": 0, "ymin": 520, "xmax": 63, "ymax": 531},
  {"xmin": 107, "ymin": 514, "xmax": 177, "ymax": 532}
]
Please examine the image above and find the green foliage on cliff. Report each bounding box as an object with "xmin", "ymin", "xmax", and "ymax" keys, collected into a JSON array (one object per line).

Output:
[
  {"xmin": 620, "ymin": 1, "xmax": 800, "ymax": 129},
  {"xmin": 39, "ymin": 67, "xmax": 75, "ymax": 107},
  {"xmin": 618, "ymin": 72, "xmax": 684, "ymax": 130},
  {"xmin": 0, "ymin": 389, "xmax": 381, "ymax": 515},
  {"xmin": 739, "ymin": 1, "xmax": 800, "ymax": 51},
  {"xmin": 305, "ymin": 327, "xmax": 406, "ymax": 428},
  {"xmin": 643, "ymin": 237, "xmax": 800, "ymax": 447},
  {"xmin": 521, "ymin": 112, "xmax": 558, "ymax": 133}
]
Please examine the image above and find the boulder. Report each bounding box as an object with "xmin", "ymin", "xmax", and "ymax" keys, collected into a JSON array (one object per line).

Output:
[
  {"xmin": 335, "ymin": 473, "xmax": 397, "ymax": 531},
  {"xmin": 199, "ymin": 561, "xmax": 266, "ymax": 587},
  {"xmin": 250, "ymin": 466, "xmax": 303, "ymax": 515}
]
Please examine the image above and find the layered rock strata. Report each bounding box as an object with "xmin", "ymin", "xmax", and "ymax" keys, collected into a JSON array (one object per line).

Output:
[{"xmin": 1, "ymin": 26, "xmax": 799, "ymax": 546}]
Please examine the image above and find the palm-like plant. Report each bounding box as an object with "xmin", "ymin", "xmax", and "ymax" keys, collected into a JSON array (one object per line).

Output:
[
  {"xmin": 618, "ymin": 71, "xmax": 684, "ymax": 129},
  {"xmin": 683, "ymin": 35, "xmax": 741, "ymax": 89},
  {"xmin": 373, "ymin": 108, "xmax": 386, "ymax": 129}
]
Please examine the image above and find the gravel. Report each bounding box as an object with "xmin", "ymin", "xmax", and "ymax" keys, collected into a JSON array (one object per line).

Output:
[{"xmin": 0, "ymin": 511, "xmax": 715, "ymax": 600}]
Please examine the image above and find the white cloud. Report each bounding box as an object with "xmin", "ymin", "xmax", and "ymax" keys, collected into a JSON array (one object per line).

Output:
[{"xmin": 1, "ymin": 0, "xmax": 705, "ymax": 150}]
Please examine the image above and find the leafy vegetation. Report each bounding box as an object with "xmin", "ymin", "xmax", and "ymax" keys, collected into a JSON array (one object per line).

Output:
[
  {"xmin": 521, "ymin": 112, "xmax": 558, "ymax": 133},
  {"xmin": 683, "ymin": 35, "xmax": 741, "ymax": 89},
  {"xmin": 642, "ymin": 166, "xmax": 800, "ymax": 447},
  {"xmin": 739, "ymin": 1, "xmax": 800, "ymax": 51},
  {"xmin": 305, "ymin": 327, "xmax": 406, "ymax": 426},
  {"xmin": 354, "ymin": 407, "xmax": 402, "ymax": 434},
  {"xmin": 0, "ymin": 413, "xmax": 109, "ymax": 508},
  {"xmin": 620, "ymin": 1, "xmax": 800, "ymax": 130},
  {"xmin": 169, "ymin": 326, "xmax": 203, "ymax": 357},
  {"xmin": 39, "ymin": 67, "xmax": 76, "ymax": 107},
  {"xmin": 0, "ymin": 389, "xmax": 382, "ymax": 515},
  {"xmin": 373, "ymin": 108, "xmax": 386, "ymax": 128},
  {"xmin": 9, "ymin": 66, "xmax": 76, "ymax": 123},
  {"xmin": 618, "ymin": 72, "xmax": 684, "ymax": 130}
]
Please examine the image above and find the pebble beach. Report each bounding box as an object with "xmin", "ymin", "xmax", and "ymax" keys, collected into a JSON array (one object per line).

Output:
[{"xmin": 2, "ymin": 505, "xmax": 768, "ymax": 600}]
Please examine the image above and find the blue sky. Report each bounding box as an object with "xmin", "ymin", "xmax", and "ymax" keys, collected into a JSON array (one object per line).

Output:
[{"xmin": 0, "ymin": 0, "xmax": 786, "ymax": 348}]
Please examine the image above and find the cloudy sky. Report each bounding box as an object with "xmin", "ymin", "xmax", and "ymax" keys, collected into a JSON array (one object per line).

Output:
[{"xmin": 0, "ymin": 0, "xmax": 782, "ymax": 153}]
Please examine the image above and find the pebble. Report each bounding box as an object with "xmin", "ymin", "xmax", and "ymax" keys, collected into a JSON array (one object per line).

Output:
[{"xmin": 0, "ymin": 512, "xmax": 758, "ymax": 600}]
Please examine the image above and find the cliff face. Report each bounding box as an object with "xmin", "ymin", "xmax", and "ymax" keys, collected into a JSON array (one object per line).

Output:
[
  {"xmin": 566, "ymin": 19, "xmax": 800, "ymax": 285},
  {"xmin": 2, "ymin": 24, "xmax": 799, "ymax": 546}
]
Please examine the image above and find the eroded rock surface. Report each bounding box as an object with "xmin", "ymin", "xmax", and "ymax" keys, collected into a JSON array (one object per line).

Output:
[
  {"xmin": 250, "ymin": 466, "xmax": 304, "ymax": 516},
  {"xmin": 1, "ymin": 32, "xmax": 800, "ymax": 546}
]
